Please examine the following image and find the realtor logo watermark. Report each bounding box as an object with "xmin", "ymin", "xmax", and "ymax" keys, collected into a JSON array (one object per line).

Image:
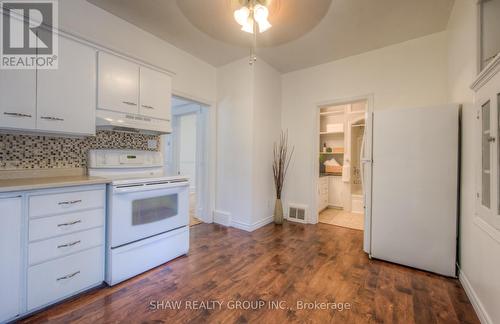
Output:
[{"xmin": 1, "ymin": 0, "xmax": 58, "ymax": 69}]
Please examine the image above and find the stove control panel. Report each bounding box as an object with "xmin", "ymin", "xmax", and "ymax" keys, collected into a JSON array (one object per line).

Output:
[{"xmin": 88, "ymin": 149, "xmax": 163, "ymax": 168}]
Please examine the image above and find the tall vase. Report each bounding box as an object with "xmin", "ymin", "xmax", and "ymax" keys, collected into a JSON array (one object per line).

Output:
[{"xmin": 274, "ymin": 199, "xmax": 284, "ymax": 225}]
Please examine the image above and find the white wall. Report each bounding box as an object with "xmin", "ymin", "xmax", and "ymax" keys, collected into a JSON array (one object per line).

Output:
[
  {"xmin": 281, "ymin": 32, "xmax": 449, "ymax": 219},
  {"xmin": 59, "ymin": 0, "xmax": 216, "ymax": 103},
  {"xmin": 447, "ymin": 1, "xmax": 500, "ymax": 323},
  {"xmin": 215, "ymin": 58, "xmax": 254, "ymax": 226},
  {"xmin": 215, "ymin": 57, "xmax": 281, "ymax": 230},
  {"xmin": 252, "ymin": 59, "xmax": 282, "ymax": 224}
]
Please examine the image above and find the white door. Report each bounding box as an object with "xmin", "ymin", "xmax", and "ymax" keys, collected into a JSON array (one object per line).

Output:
[
  {"xmin": 0, "ymin": 70, "xmax": 36, "ymax": 130},
  {"xmin": 98, "ymin": 52, "xmax": 139, "ymax": 114},
  {"xmin": 139, "ymin": 67, "xmax": 172, "ymax": 120},
  {"xmin": 0, "ymin": 195, "xmax": 22, "ymax": 322},
  {"xmin": 371, "ymin": 105, "xmax": 458, "ymax": 276},
  {"xmin": 37, "ymin": 35, "xmax": 96, "ymax": 135}
]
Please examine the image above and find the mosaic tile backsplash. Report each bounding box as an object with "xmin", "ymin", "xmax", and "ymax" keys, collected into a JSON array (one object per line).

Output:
[{"xmin": 0, "ymin": 131, "xmax": 160, "ymax": 169}]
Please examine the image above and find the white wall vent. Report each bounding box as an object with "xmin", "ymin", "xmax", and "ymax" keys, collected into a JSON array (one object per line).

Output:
[{"xmin": 287, "ymin": 204, "xmax": 308, "ymax": 223}]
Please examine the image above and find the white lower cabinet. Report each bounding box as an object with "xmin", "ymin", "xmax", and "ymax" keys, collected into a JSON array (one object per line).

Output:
[
  {"xmin": 328, "ymin": 176, "xmax": 343, "ymax": 208},
  {"xmin": 318, "ymin": 177, "xmax": 329, "ymax": 211},
  {"xmin": 0, "ymin": 185, "xmax": 105, "ymax": 320},
  {"xmin": 27, "ymin": 246, "xmax": 103, "ymax": 311},
  {"xmin": 26, "ymin": 185, "xmax": 105, "ymax": 312},
  {"xmin": 0, "ymin": 196, "xmax": 22, "ymax": 323},
  {"xmin": 29, "ymin": 227, "xmax": 104, "ymax": 266}
]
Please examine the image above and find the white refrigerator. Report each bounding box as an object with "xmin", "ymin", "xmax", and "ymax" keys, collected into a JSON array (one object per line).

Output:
[{"xmin": 368, "ymin": 104, "xmax": 459, "ymax": 277}]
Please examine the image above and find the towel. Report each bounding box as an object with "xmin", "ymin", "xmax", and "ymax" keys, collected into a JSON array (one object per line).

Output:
[{"xmin": 324, "ymin": 158, "xmax": 340, "ymax": 166}]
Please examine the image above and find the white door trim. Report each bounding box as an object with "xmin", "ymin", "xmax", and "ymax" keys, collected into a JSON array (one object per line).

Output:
[
  {"xmin": 169, "ymin": 92, "xmax": 216, "ymax": 224},
  {"xmin": 312, "ymin": 94, "xmax": 374, "ymax": 240}
]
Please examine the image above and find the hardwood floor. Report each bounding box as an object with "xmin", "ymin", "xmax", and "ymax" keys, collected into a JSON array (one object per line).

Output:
[{"xmin": 20, "ymin": 222, "xmax": 479, "ymax": 324}]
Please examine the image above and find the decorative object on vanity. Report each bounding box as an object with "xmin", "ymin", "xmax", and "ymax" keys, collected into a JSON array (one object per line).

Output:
[
  {"xmin": 272, "ymin": 130, "xmax": 294, "ymax": 225},
  {"xmin": 0, "ymin": 131, "xmax": 159, "ymax": 170},
  {"xmin": 88, "ymin": 149, "xmax": 190, "ymax": 286}
]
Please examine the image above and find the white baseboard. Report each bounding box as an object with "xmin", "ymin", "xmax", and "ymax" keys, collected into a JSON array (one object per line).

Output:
[
  {"xmin": 213, "ymin": 210, "xmax": 231, "ymax": 226},
  {"xmin": 459, "ymin": 268, "xmax": 492, "ymax": 324},
  {"xmin": 231, "ymin": 216, "xmax": 274, "ymax": 232}
]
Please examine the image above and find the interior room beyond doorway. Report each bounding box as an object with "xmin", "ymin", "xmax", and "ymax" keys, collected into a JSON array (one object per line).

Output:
[
  {"xmin": 318, "ymin": 100, "xmax": 368, "ymax": 231},
  {"xmin": 164, "ymin": 96, "xmax": 209, "ymax": 226}
]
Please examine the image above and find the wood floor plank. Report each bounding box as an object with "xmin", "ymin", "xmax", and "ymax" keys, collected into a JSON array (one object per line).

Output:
[{"xmin": 19, "ymin": 222, "xmax": 479, "ymax": 324}]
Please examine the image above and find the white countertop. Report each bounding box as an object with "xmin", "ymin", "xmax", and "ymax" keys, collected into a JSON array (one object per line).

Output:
[{"xmin": 0, "ymin": 174, "xmax": 111, "ymax": 193}]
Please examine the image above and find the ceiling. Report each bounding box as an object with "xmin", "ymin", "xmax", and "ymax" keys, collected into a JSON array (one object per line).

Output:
[{"xmin": 87, "ymin": 0, "xmax": 455, "ymax": 73}]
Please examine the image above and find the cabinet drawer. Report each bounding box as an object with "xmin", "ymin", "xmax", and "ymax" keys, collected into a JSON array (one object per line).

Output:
[
  {"xmin": 29, "ymin": 227, "xmax": 103, "ymax": 265},
  {"xmin": 27, "ymin": 247, "xmax": 103, "ymax": 311},
  {"xmin": 29, "ymin": 189, "xmax": 105, "ymax": 218},
  {"xmin": 29, "ymin": 209, "xmax": 104, "ymax": 242}
]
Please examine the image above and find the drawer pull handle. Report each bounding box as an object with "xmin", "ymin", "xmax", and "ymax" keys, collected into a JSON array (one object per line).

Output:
[
  {"xmin": 58, "ymin": 199, "xmax": 82, "ymax": 206},
  {"xmin": 57, "ymin": 220, "xmax": 82, "ymax": 227},
  {"xmin": 40, "ymin": 116, "xmax": 64, "ymax": 121},
  {"xmin": 56, "ymin": 271, "xmax": 80, "ymax": 281},
  {"xmin": 122, "ymin": 101, "xmax": 137, "ymax": 106},
  {"xmin": 57, "ymin": 240, "xmax": 81, "ymax": 248},
  {"xmin": 141, "ymin": 104, "xmax": 154, "ymax": 109},
  {"xmin": 4, "ymin": 112, "xmax": 32, "ymax": 118}
]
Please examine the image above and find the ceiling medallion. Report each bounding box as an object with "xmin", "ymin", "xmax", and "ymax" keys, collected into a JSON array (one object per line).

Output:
[{"xmin": 233, "ymin": 0, "xmax": 272, "ymax": 65}]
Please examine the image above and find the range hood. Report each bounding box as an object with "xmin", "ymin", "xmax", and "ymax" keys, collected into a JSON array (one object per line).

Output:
[{"xmin": 96, "ymin": 110, "xmax": 171, "ymax": 135}]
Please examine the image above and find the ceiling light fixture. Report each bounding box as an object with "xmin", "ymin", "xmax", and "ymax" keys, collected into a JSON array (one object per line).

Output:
[
  {"xmin": 233, "ymin": 1, "xmax": 272, "ymax": 34},
  {"xmin": 233, "ymin": 0, "xmax": 272, "ymax": 65}
]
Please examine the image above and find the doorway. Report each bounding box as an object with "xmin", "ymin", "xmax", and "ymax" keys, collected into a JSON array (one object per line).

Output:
[
  {"xmin": 164, "ymin": 96, "xmax": 210, "ymax": 226},
  {"xmin": 315, "ymin": 97, "xmax": 373, "ymax": 240}
]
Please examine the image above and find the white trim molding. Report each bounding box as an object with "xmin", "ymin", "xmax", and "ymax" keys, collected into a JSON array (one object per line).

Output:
[
  {"xmin": 473, "ymin": 216, "xmax": 500, "ymax": 244},
  {"xmin": 230, "ymin": 216, "xmax": 274, "ymax": 232},
  {"xmin": 471, "ymin": 54, "xmax": 500, "ymax": 91},
  {"xmin": 459, "ymin": 268, "xmax": 493, "ymax": 324},
  {"xmin": 213, "ymin": 210, "xmax": 231, "ymax": 226}
]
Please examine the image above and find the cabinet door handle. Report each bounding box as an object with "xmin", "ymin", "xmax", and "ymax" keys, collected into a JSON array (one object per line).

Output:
[
  {"xmin": 141, "ymin": 104, "xmax": 154, "ymax": 109},
  {"xmin": 57, "ymin": 240, "xmax": 81, "ymax": 248},
  {"xmin": 58, "ymin": 199, "xmax": 82, "ymax": 206},
  {"xmin": 57, "ymin": 220, "xmax": 82, "ymax": 227},
  {"xmin": 56, "ymin": 271, "xmax": 80, "ymax": 281},
  {"xmin": 4, "ymin": 112, "xmax": 32, "ymax": 118},
  {"xmin": 40, "ymin": 116, "xmax": 64, "ymax": 121},
  {"xmin": 122, "ymin": 101, "xmax": 137, "ymax": 106}
]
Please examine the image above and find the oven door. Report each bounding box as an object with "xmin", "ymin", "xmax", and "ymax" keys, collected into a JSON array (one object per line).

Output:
[{"xmin": 109, "ymin": 182, "xmax": 189, "ymax": 248}]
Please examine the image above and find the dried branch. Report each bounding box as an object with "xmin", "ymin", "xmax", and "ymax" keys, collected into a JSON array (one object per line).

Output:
[{"xmin": 273, "ymin": 130, "xmax": 294, "ymax": 199}]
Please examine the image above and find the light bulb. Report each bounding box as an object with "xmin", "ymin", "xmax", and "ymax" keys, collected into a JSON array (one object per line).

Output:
[
  {"xmin": 233, "ymin": 6, "xmax": 250, "ymax": 26},
  {"xmin": 253, "ymin": 4, "xmax": 269, "ymax": 21},
  {"xmin": 257, "ymin": 19, "xmax": 272, "ymax": 33},
  {"xmin": 241, "ymin": 17, "xmax": 254, "ymax": 34},
  {"xmin": 253, "ymin": 4, "xmax": 272, "ymax": 33}
]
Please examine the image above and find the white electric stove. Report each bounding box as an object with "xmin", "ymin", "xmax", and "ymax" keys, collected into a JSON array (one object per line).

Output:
[{"xmin": 88, "ymin": 149, "xmax": 190, "ymax": 286}]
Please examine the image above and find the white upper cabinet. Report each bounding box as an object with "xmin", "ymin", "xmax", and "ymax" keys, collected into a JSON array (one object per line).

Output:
[
  {"xmin": 37, "ymin": 36, "xmax": 97, "ymax": 135},
  {"xmin": 0, "ymin": 195, "xmax": 22, "ymax": 323},
  {"xmin": 98, "ymin": 52, "xmax": 139, "ymax": 114},
  {"xmin": 139, "ymin": 67, "xmax": 171, "ymax": 120},
  {"xmin": 0, "ymin": 70, "xmax": 36, "ymax": 130}
]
